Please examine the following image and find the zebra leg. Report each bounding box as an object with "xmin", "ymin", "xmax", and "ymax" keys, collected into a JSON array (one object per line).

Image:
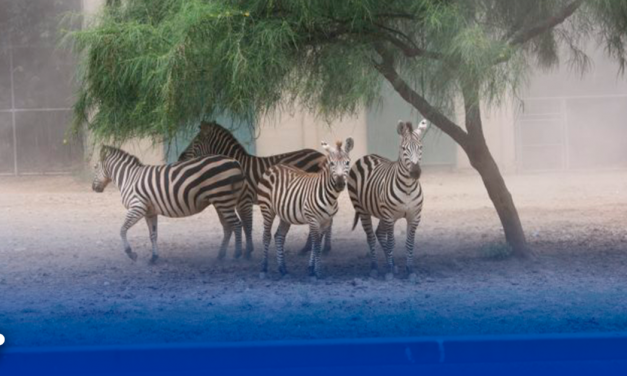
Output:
[
  {"xmin": 145, "ymin": 215, "xmax": 159, "ymax": 264},
  {"xmin": 298, "ymin": 233, "xmax": 312, "ymax": 255},
  {"xmin": 237, "ymin": 199, "xmax": 255, "ymax": 259},
  {"xmin": 215, "ymin": 210, "xmax": 231, "ymax": 260},
  {"xmin": 360, "ymin": 214, "xmax": 379, "ymax": 277},
  {"xmin": 322, "ymin": 219, "xmax": 332, "ymax": 254},
  {"xmin": 376, "ymin": 220, "xmax": 395, "ymax": 280},
  {"xmin": 386, "ymin": 221, "xmax": 397, "ymax": 280},
  {"xmin": 375, "ymin": 220, "xmax": 388, "ymax": 253},
  {"xmin": 299, "ymin": 204, "xmax": 332, "ymax": 258},
  {"xmin": 215, "ymin": 207, "xmax": 242, "ymax": 260},
  {"xmin": 307, "ymin": 223, "xmax": 323, "ymax": 281},
  {"xmin": 406, "ymin": 218, "xmax": 421, "ymax": 282},
  {"xmin": 274, "ymin": 220, "xmax": 291, "ymax": 276},
  {"xmin": 300, "ymin": 221, "xmax": 331, "ymax": 256},
  {"xmin": 259, "ymin": 206, "xmax": 275, "ymax": 279},
  {"xmin": 120, "ymin": 207, "xmax": 146, "ymax": 261}
]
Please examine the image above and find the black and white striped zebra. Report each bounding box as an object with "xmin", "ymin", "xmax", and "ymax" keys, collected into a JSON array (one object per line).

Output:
[
  {"xmin": 347, "ymin": 120, "xmax": 427, "ymax": 281},
  {"xmin": 92, "ymin": 146, "xmax": 245, "ymax": 262},
  {"xmin": 179, "ymin": 121, "xmax": 333, "ymax": 258},
  {"xmin": 257, "ymin": 138, "xmax": 354, "ymax": 280}
]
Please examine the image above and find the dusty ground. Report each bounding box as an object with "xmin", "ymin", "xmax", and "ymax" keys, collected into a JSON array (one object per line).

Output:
[{"xmin": 0, "ymin": 169, "xmax": 626, "ymax": 348}]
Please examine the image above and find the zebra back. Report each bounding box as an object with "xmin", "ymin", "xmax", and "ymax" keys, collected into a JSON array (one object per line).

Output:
[
  {"xmin": 98, "ymin": 146, "xmax": 245, "ymax": 218},
  {"xmin": 257, "ymin": 138, "xmax": 353, "ymax": 225},
  {"xmin": 178, "ymin": 121, "xmax": 326, "ymax": 200}
]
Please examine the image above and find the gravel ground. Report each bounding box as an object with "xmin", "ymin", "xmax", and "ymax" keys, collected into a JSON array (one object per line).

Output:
[{"xmin": 0, "ymin": 169, "xmax": 626, "ymax": 347}]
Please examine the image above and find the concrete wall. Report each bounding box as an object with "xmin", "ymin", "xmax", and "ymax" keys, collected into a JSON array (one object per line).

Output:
[{"xmin": 515, "ymin": 43, "xmax": 627, "ymax": 171}]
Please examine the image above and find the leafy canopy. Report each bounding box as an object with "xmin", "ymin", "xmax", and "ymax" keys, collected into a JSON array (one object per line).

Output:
[{"xmin": 67, "ymin": 0, "xmax": 627, "ymax": 143}]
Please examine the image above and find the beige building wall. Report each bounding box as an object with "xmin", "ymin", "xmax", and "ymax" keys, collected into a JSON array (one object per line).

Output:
[{"xmin": 256, "ymin": 109, "xmax": 368, "ymax": 161}]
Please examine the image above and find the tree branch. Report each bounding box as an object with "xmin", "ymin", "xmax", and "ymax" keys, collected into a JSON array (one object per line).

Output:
[
  {"xmin": 508, "ymin": 0, "xmax": 585, "ymax": 46},
  {"xmin": 374, "ymin": 26, "xmax": 443, "ymax": 60},
  {"xmin": 372, "ymin": 43, "xmax": 469, "ymax": 147}
]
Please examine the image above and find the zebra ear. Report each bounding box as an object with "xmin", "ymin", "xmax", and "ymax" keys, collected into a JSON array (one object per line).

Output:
[
  {"xmin": 415, "ymin": 119, "xmax": 428, "ymax": 137},
  {"xmin": 397, "ymin": 120, "xmax": 412, "ymax": 135},
  {"xmin": 396, "ymin": 120, "xmax": 405, "ymax": 135},
  {"xmin": 321, "ymin": 141, "xmax": 331, "ymax": 151},
  {"xmin": 344, "ymin": 137, "xmax": 354, "ymax": 153}
]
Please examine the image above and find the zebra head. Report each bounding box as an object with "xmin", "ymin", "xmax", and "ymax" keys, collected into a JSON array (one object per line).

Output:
[
  {"xmin": 397, "ymin": 120, "xmax": 427, "ymax": 179},
  {"xmin": 92, "ymin": 147, "xmax": 112, "ymax": 193},
  {"xmin": 321, "ymin": 138, "xmax": 354, "ymax": 191}
]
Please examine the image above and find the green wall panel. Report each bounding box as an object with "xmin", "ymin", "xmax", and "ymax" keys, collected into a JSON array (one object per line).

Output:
[{"xmin": 165, "ymin": 115, "xmax": 256, "ymax": 163}]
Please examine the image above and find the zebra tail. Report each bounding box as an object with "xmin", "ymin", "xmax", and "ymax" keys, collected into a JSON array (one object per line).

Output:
[{"xmin": 352, "ymin": 212, "xmax": 360, "ymax": 231}]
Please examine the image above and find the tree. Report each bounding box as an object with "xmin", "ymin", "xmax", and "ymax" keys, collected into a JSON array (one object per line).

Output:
[{"xmin": 68, "ymin": 0, "xmax": 627, "ymax": 257}]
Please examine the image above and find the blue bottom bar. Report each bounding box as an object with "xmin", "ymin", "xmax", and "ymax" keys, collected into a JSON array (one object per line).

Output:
[{"xmin": 2, "ymin": 332, "xmax": 627, "ymax": 375}]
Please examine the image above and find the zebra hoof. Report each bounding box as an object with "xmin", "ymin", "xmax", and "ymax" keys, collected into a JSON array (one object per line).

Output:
[
  {"xmin": 234, "ymin": 251, "xmax": 242, "ymax": 260},
  {"xmin": 369, "ymin": 269, "xmax": 379, "ymax": 278},
  {"xmin": 309, "ymin": 275, "xmax": 318, "ymax": 283},
  {"xmin": 125, "ymin": 248, "xmax": 138, "ymax": 262},
  {"xmin": 385, "ymin": 272, "xmax": 394, "ymax": 281},
  {"xmin": 217, "ymin": 252, "xmax": 226, "ymax": 260},
  {"xmin": 149, "ymin": 255, "xmax": 159, "ymax": 264},
  {"xmin": 259, "ymin": 272, "xmax": 267, "ymax": 280},
  {"xmin": 298, "ymin": 247, "xmax": 310, "ymax": 256},
  {"xmin": 408, "ymin": 273, "xmax": 418, "ymax": 283},
  {"xmin": 244, "ymin": 252, "xmax": 253, "ymax": 260}
]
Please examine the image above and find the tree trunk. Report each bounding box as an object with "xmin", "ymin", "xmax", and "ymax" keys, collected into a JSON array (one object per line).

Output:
[
  {"xmin": 463, "ymin": 136, "xmax": 530, "ymax": 257},
  {"xmin": 373, "ymin": 51, "xmax": 531, "ymax": 257},
  {"xmin": 461, "ymin": 84, "xmax": 530, "ymax": 258}
]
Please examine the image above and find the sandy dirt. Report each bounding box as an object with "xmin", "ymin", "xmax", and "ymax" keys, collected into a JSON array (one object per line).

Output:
[{"xmin": 0, "ymin": 169, "xmax": 626, "ymax": 347}]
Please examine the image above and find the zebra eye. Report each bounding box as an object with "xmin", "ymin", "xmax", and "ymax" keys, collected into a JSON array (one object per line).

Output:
[{"xmin": 344, "ymin": 161, "xmax": 350, "ymax": 166}]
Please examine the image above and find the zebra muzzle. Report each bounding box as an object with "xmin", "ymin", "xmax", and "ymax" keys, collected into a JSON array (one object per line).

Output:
[
  {"xmin": 409, "ymin": 164, "xmax": 422, "ymax": 179},
  {"xmin": 334, "ymin": 178, "xmax": 346, "ymax": 191}
]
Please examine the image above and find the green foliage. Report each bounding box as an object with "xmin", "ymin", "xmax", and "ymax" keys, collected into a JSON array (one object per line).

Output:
[{"xmin": 66, "ymin": 0, "xmax": 627, "ymax": 143}]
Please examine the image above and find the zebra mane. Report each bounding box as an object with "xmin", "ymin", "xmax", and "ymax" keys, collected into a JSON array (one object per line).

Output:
[
  {"xmin": 199, "ymin": 121, "xmax": 248, "ymax": 155},
  {"xmin": 100, "ymin": 146, "xmax": 142, "ymax": 166}
]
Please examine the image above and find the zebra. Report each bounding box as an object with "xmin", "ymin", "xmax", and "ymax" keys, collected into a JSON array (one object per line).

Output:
[
  {"xmin": 179, "ymin": 121, "xmax": 333, "ymax": 258},
  {"xmin": 257, "ymin": 138, "xmax": 354, "ymax": 280},
  {"xmin": 347, "ymin": 120, "xmax": 427, "ymax": 281},
  {"xmin": 92, "ymin": 146, "xmax": 245, "ymax": 262}
]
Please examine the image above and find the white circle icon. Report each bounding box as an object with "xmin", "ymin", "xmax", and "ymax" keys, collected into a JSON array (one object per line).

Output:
[{"xmin": 0, "ymin": 334, "xmax": 4, "ymax": 346}]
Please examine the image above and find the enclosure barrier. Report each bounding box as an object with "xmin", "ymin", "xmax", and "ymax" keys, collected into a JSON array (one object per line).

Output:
[{"xmin": 1, "ymin": 332, "xmax": 627, "ymax": 375}]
